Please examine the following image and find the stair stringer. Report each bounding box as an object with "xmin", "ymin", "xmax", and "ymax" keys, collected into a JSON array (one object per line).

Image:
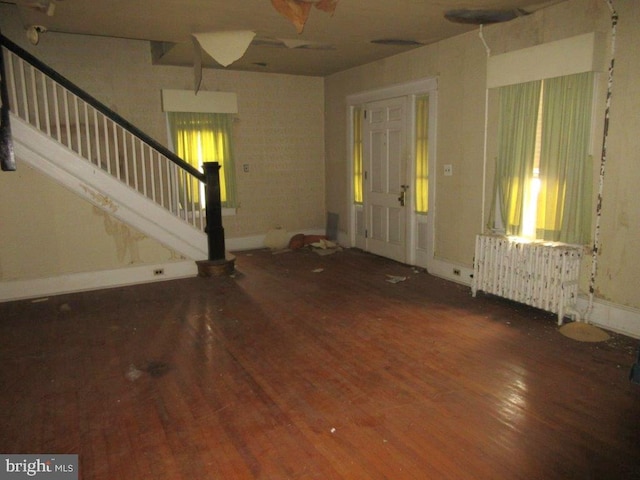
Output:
[{"xmin": 11, "ymin": 115, "xmax": 208, "ymax": 260}]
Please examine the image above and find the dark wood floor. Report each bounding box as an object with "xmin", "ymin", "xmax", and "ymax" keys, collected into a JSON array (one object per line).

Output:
[{"xmin": 1, "ymin": 247, "xmax": 639, "ymax": 479}]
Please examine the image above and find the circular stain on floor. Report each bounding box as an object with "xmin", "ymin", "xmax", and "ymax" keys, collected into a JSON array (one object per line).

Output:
[{"xmin": 145, "ymin": 360, "xmax": 171, "ymax": 377}]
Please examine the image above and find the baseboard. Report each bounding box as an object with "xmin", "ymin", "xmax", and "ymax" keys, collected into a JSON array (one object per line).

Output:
[
  {"xmin": 226, "ymin": 234, "xmax": 266, "ymax": 252},
  {"xmin": 577, "ymin": 297, "xmax": 640, "ymax": 339},
  {"xmin": 0, "ymin": 260, "xmax": 197, "ymax": 303},
  {"xmin": 427, "ymin": 257, "xmax": 474, "ymax": 286},
  {"xmin": 227, "ymin": 229, "xmax": 327, "ymax": 252},
  {"xmin": 426, "ymin": 257, "xmax": 640, "ymax": 339},
  {"xmin": 1, "ymin": 229, "xmax": 329, "ymax": 302}
]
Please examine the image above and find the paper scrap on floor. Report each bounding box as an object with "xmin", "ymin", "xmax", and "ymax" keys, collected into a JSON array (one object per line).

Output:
[
  {"xmin": 311, "ymin": 239, "xmax": 342, "ymax": 256},
  {"xmin": 385, "ymin": 275, "xmax": 407, "ymax": 284}
]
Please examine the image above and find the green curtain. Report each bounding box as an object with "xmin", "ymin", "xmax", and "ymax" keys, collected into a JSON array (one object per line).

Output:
[
  {"xmin": 537, "ymin": 72, "xmax": 593, "ymax": 244},
  {"xmin": 489, "ymin": 81, "xmax": 541, "ymax": 235},
  {"xmin": 353, "ymin": 107, "xmax": 363, "ymax": 204},
  {"xmin": 167, "ymin": 112, "xmax": 237, "ymax": 208},
  {"xmin": 415, "ymin": 95, "xmax": 429, "ymax": 214}
]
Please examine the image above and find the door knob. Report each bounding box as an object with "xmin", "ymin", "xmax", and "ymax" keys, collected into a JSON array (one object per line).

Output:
[
  {"xmin": 398, "ymin": 190, "xmax": 406, "ymax": 206},
  {"xmin": 398, "ymin": 185, "xmax": 409, "ymax": 206}
]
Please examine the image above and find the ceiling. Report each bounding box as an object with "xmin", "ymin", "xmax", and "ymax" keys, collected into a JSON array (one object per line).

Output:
[{"xmin": 8, "ymin": 0, "xmax": 565, "ymax": 77}]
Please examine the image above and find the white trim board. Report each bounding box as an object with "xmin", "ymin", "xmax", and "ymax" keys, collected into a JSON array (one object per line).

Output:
[
  {"xmin": 226, "ymin": 228, "xmax": 327, "ymax": 252},
  {"xmin": 487, "ymin": 32, "xmax": 606, "ymax": 88},
  {"xmin": 427, "ymin": 258, "xmax": 640, "ymax": 339},
  {"xmin": 0, "ymin": 261, "xmax": 197, "ymax": 303},
  {"xmin": 161, "ymin": 89, "xmax": 238, "ymax": 113},
  {"xmin": 576, "ymin": 297, "xmax": 640, "ymax": 340},
  {"xmin": 346, "ymin": 78, "xmax": 438, "ymax": 105}
]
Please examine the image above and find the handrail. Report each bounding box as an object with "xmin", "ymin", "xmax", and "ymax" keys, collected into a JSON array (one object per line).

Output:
[
  {"xmin": 0, "ymin": 32, "xmax": 204, "ymax": 181},
  {"xmin": 0, "ymin": 29, "xmax": 16, "ymax": 171}
]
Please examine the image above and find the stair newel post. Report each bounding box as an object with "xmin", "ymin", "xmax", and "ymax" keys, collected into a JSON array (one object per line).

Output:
[
  {"xmin": 203, "ymin": 161, "xmax": 226, "ymax": 261},
  {"xmin": 197, "ymin": 161, "xmax": 234, "ymax": 276},
  {"xmin": 0, "ymin": 36, "xmax": 17, "ymax": 172}
]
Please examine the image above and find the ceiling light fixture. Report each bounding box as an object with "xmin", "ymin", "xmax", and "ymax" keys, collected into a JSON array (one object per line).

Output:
[
  {"xmin": 26, "ymin": 25, "xmax": 47, "ymax": 45},
  {"xmin": 444, "ymin": 8, "xmax": 529, "ymax": 25}
]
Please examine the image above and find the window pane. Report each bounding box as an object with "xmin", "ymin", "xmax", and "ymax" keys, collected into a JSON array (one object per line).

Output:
[
  {"xmin": 415, "ymin": 95, "xmax": 429, "ymax": 214},
  {"xmin": 167, "ymin": 112, "xmax": 237, "ymax": 208},
  {"xmin": 537, "ymin": 72, "xmax": 594, "ymax": 244},
  {"xmin": 353, "ymin": 107, "xmax": 363, "ymax": 204}
]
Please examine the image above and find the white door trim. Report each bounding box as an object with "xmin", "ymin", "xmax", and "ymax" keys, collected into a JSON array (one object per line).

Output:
[{"xmin": 347, "ymin": 77, "xmax": 438, "ymax": 269}]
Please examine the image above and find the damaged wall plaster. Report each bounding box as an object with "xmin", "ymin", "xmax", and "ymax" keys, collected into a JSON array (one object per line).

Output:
[
  {"xmin": 81, "ymin": 184, "xmax": 118, "ymax": 213},
  {"xmin": 94, "ymin": 207, "xmax": 145, "ymax": 264}
]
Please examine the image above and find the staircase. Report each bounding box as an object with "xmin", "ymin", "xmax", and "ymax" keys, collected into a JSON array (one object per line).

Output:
[
  {"xmin": 0, "ymin": 33, "xmax": 239, "ymax": 300},
  {"xmin": 1, "ymin": 34, "xmax": 210, "ymax": 261},
  {"xmin": 11, "ymin": 116, "xmax": 208, "ymax": 259}
]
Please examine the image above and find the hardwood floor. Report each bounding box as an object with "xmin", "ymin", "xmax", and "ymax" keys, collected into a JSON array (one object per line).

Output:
[{"xmin": 1, "ymin": 247, "xmax": 639, "ymax": 479}]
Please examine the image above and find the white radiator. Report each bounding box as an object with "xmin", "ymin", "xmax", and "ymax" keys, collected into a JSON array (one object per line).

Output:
[{"xmin": 471, "ymin": 234, "xmax": 582, "ymax": 325}]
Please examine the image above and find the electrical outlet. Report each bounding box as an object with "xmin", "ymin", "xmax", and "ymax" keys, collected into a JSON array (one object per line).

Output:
[
  {"xmin": 153, "ymin": 268, "xmax": 165, "ymax": 276},
  {"xmin": 243, "ymin": 164, "xmax": 250, "ymax": 173},
  {"xmin": 444, "ymin": 164, "xmax": 453, "ymax": 176},
  {"xmin": 453, "ymin": 268, "xmax": 461, "ymax": 276}
]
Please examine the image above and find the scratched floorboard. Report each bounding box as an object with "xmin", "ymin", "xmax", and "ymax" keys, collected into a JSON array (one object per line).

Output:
[{"xmin": 1, "ymin": 247, "xmax": 639, "ymax": 479}]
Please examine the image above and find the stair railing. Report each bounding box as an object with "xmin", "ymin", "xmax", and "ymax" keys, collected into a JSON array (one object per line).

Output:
[
  {"xmin": 1, "ymin": 32, "xmax": 227, "ymax": 261},
  {"xmin": 0, "ymin": 31, "xmax": 16, "ymax": 171}
]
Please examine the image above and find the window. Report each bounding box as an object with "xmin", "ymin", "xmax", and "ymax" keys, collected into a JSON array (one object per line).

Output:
[
  {"xmin": 415, "ymin": 95, "xmax": 429, "ymax": 214},
  {"xmin": 352, "ymin": 106, "xmax": 363, "ymax": 204},
  {"xmin": 167, "ymin": 112, "xmax": 237, "ymax": 208},
  {"xmin": 489, "ymin": 72, "xmax": 594, "ymax": 244}
]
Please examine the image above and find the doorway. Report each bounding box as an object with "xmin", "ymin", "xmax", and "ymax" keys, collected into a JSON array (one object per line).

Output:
[{"xmin": 349, "ymin": 78, "xmax": 437, "ymax": 269}]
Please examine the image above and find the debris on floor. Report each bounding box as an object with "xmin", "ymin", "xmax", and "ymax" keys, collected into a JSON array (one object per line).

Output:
[
  {"xmin": 385, "ymin": 275, "xmax": 407, "ymax": 284},
  {"xmin": 312, "ymin": 242, "xmax": 342, "ymax": 256},
  {"xmin": 271, "ymin": 248, "xmax": 292, "ymax": 255},
  {"xmin": 275, "ymin": 232, "xmax": 343, "ymax": 256},
  {"xmin": 312, "ymin": 268, "xmax": 324, "ymax": 273},
  {"xmin": 125, "ymin": 364, "xmax": 143, "ymax": 382},
  {"xmin": 310, "ymin": 238, "xmax": 338, "ymax": 249},
  {"xmin": 125, "ymin": 360, "xmax": 171, "ymax": 381},
  {"xmin": 303, "ymin": 234, "xmax": 327, "ymax": 246},
  {"xmin": 307, "ymin": 237, "xmax": 342, "ymax": 256},
  {"xmin": 145, "ymin": 360, "xmax": 171, "ymax": 378},
  {"xmin": 559, "ymin": 321, "xmax": 610, "ymax": 343},
  {"xmin": 289, "ymin": 233, "xmax": 306, "ymax": 249}
]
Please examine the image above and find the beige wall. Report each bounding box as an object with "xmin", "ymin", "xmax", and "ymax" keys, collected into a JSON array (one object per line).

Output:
[
  {"xmin": 0, "ymin": 3, "xmax": 325, "ymax": 280},
  {"xmin": 2, "ymin": 0, "xmax": 639, "ymax": 312},
  {"xmin": 325, "ymin": 0, "xmax": 640, "ymax": 310}
]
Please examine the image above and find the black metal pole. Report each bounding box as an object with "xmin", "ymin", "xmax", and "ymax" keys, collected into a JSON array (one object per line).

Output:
[
  {"xmin": 203, "ymin": 161, "xmax": 225, "ymax": 261},
  {"xmin": 0, "ymin": 34, "xmax": 17, "ymax": 172}
]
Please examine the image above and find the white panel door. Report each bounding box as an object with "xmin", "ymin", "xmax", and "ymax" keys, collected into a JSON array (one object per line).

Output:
[{"xmin": 363, "ymin": 97, "xmax": 408, "ymax": 263}]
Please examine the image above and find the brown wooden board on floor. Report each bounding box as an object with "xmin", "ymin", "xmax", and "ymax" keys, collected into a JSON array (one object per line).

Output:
[{"xmin": 1, "ymin": 248, "xmax": 639, "ymax": 479}]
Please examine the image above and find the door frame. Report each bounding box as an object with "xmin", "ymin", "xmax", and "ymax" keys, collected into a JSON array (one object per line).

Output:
[{"xmin": 347, "ymin": 77, "xmax": 438, "ymax": 268}]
